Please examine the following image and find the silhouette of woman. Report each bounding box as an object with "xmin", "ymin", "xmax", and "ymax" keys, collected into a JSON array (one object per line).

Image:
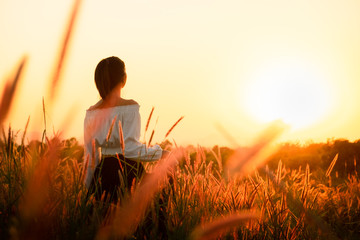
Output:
[{"xmin": 83, "ymin": 56, "xmax": 167, "ymax": 202}]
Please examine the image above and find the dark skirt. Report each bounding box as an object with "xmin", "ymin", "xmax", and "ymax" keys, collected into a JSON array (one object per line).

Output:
[{"xmin": 88, "ymin": 154, "xmax": 145, "ymax": 203}]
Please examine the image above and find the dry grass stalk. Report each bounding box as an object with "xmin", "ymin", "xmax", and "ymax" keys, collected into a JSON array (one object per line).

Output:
[
  {"xmin": 106, "ymin": 116, "xmax": 116, "ymax": 142},
  {"xmin": 148, "ymin": 130, "xmax": 155, "ymax": 147},
  {"xmin": 145, "ymin": 106, "xmax": 154, "ymax": 133},
  {"xmin": 264, "ymin": 165, "xmax": 338, "ymax": 240},
  {"xmin": 21, "ymin": 116, "xmax": 30, "ymax": 147},
  {"xmin": 91, "ymin": 139, "xmax": 96, "ymax": 170},
  {"xmin": 326, "ymin": 153, "xmax": 339, "ymax": 177},
  {"xmin": 48, "ymin": 0, "xmax": 82, "ymax": 102},
  {"xmin": 301, "ymin": 164, "xmax": 310, "ymax": 203},
  {"xmin": 96, "ymin": 149, "xmax": 182, "ymax": 239},
  {"xmin": 276, "ymin": 159, "xmax": 283, "ymax": 185},
  {"xmin": 191, "ymin": 211, "xmax": 260, "ymax": 240},
  {"xmin": 20, "ymin": 116, "xmax": 31, "ymax": 165},
  {"xmin": 82, "ymin": 151, "xmax": 89, "ymax": 180},
  {"xmin": 147, "ymin": 116, "xmax": 159, "ymax": 147},
  {"xmin": 165, "ymin": 116, "xmax": 184, "ymax": 139},
  {"xmin": 0, "ymin": 57, "xmax": 27, "ymax": 125},
  {"xmin": 41, "ymin": 97, "xmax": 48, "ymax": 142},
  {"xmin": 305, "ymin": 164, "xmax": 310, "ymax": 186},
  {"xmin": 118, "ymin": 121, "xmax": 125, "ymax": 155}
]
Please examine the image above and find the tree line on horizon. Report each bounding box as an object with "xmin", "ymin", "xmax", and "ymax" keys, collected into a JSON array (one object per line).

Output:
[{"xmin": 8, "ymin": 136, "xmax": 359, "ymax": 179}]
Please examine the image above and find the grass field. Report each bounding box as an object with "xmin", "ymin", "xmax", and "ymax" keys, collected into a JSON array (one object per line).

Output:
[{"xmin": 0, "ymin": 128, "xmax": 359, "ymax": 239}]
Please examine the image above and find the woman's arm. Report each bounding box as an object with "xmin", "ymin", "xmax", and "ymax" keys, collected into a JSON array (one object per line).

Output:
[{"xmin": 120, "ymin": 105, "xmax": 163, "ymax": 161}]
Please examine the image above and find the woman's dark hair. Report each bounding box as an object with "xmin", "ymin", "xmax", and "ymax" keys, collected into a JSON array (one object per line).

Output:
[{"xmin": 94, "ymin": 56, "xmax": 126, "ymax": 99}]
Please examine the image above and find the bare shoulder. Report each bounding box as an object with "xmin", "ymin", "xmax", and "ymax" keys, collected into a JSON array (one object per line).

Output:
[
  {"xmin": 125, "ymin": 99, "xmax": 138, "ymax": 105},
  {"xmin": 87, "ymin": 100, "xmax": 102, "ymax": 111},
  {"xmin": 87, "ymin": 99, "xmax": 138, "ymax": 111},
  {"xmin": 116, "ymin": 98, "xmax": 138, "ymax": 106}
]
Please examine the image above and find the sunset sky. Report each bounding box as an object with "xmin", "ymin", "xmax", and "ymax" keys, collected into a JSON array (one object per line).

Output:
[{"xmin": 1, "ymin": 0, "xmax": 360, "ymax": 147}]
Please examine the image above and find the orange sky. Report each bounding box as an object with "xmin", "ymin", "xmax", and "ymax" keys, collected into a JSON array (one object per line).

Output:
[{"xmin": 1, "ymin": 0, "xmax": 360, "ymax": 147}]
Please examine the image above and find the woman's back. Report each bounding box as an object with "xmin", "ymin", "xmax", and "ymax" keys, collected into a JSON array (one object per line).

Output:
[{"xmin": 83, "ymin": 57, "xmax": 163, "ymax": 190}]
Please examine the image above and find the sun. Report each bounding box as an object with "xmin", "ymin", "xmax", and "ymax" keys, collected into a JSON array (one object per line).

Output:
[{"xmin": 241, "ymin": 59, "xmax": 332, "ymax": 129}]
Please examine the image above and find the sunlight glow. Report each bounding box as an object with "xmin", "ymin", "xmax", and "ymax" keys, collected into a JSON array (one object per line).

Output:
[{"xmin": 242, "ymin": 59, "xmax": 332, "ymax": 129}]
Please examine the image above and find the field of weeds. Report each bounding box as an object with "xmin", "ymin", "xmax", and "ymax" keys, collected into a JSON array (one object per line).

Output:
[{"xmin": 0, "ymin": 129, "xmax": 360, "ymax": 239}]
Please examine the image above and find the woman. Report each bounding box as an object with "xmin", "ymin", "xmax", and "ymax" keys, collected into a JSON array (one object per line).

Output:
[{"xmin": 84, "ymin": 56, "xmax": 166, "ymax": 202}]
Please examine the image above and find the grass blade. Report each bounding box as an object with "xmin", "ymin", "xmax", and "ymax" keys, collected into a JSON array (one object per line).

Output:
[
  {"xmin": 165, "ymin": 116, "xmax": 184, "ymax": 139},
  {"xmin": 191, "ymin": 211, "xmax": 260, "ymax": 240},
  {"xmin": 326, "ymin": 153, "xmax": 338, "ymax": 177},
  {"xmin": 118, "ymin": 120, "xmax": 125, "ymax": 155},
  {"xmin": 148, "ymin": 130, "xmax": 155, "ymax": 147},
  {"xmin": 106, "ymin": 117, "xmax": 116, "ymax": 142},
  {"xmin": 0, "ymin": 56, "xmax": 27, "ymax": 125},
  {"xmin": 145, "ymin": 106, "xmax": 154, "ymax": 133},
  {"xmin": 48, "ymin": 0, "xmax": 82, "ymax": 102}
]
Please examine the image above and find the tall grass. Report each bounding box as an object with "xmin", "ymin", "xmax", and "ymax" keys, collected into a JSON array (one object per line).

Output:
[{"xmin": 1, "ymin": 126, "xmax": 360, "ymax": 239}]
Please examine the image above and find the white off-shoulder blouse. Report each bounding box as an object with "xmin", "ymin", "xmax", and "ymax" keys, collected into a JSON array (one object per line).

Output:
[{"xmin": 83, "ymin": 103, "xmax": 162, "ymax": 188}]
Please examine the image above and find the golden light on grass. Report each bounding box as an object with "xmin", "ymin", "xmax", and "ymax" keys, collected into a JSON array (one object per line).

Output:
[{"xmin": 263, "ymin": 160, "xmax": 339, "ymax": 240}]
